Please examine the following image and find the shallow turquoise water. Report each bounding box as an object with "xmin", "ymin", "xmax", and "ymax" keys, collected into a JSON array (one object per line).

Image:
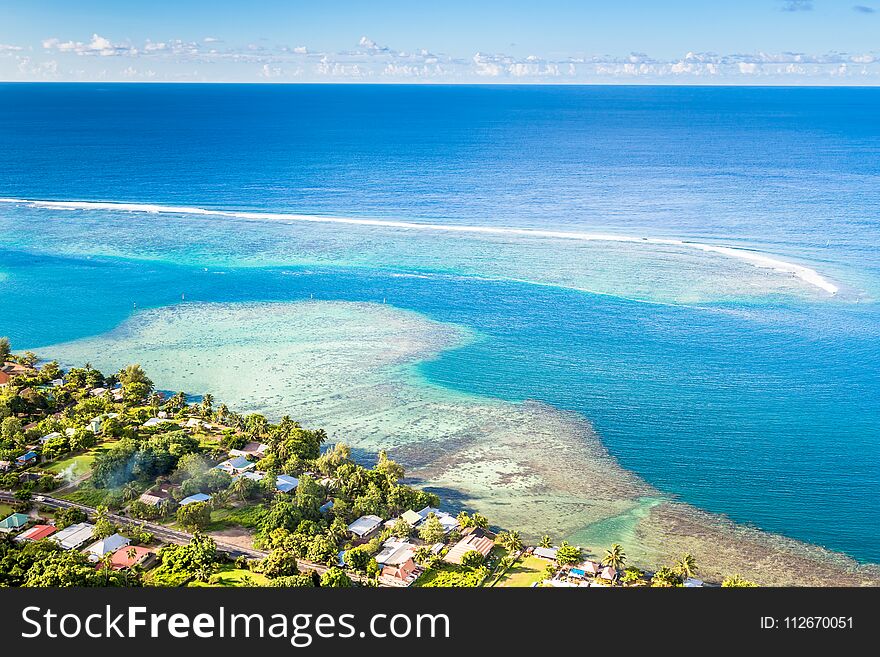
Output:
[{"xmin": 0, "ymin": 84, "xmax": 877, "ymax": 561}]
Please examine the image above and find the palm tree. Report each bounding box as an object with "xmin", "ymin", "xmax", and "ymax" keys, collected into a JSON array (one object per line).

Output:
[
  {"xmin": 201, "ymin": 393, "xmax": 214, "ymax": 416},
  {"xmin": 603, "ymin": 543, "xmax": 627, "ymax": 570},
  {"xmin": 505, "ymin": 530, "xmax": 524, "ymax": 554},
  {"xmin": 539, "ymin": 535, "xmax": 552, "ymax": 549},
  {"xmin": 674, "ymin": 553, "xmax": 698, "ymax": 580}
]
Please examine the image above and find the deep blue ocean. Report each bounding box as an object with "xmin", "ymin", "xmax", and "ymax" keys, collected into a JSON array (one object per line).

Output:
[{"xmin": 0, "ymin": 84, "xmax": 878, "ymax": 562}]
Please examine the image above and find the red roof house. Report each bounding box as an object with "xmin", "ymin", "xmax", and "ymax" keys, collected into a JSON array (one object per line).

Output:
[{"xmin": 15, "ymin": 524, "xmax": 57, "ymax": 542}]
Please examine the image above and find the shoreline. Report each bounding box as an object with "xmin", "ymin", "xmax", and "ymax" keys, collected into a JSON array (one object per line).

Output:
[{"xmin": 37, "ymin": 299, "xmax": 880, "ymax": 585}]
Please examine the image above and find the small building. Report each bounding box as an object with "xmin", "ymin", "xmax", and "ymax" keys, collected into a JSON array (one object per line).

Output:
[
  {"xmin": 214, "ymin": 456, "xmax": 255, "ymax": 476},
  {"xmin": 184, "ymin": 418, "xmax": 202, "ymax": 429},
  {"xmin": 415, "ymin": 507, "xmax": 459, "ymax": 533},
  {"xmin": 400, "ymin": 509, "xmax": 423, "ymax": 526},
  {"xmin": 84, "ymin": 533, "xmax": 131, "ymax": 562},
  {"xmin": 533, "ymin": 546, "xmax": 558, "ymax": 561},
  {"xmin": 318, "ymin": 500, "xmax": 334, "ymax": 514},
  {"xmin": 39, "ymin": 431, "xmax": 63, "ymax": 444},
  {"xmin": 16, "ymin": 451, "xmax": 38, "ymax": 466},
  {"xmin": 275, "ymin": 474, "xmax": 299, "ymax": 493},
  {"xmin": 15, "ymin": 524, "xmax": 57, "ymax": 542},
  {"xmin": 235, "ymin": 470, "xmax": 266, "ymax": 482},
  {"xmin": 444, "ymin": 533, "xmax": 495, "ymax": 565},
  {"xmin": 87, "ymin": 417, "xmax": 102, "ymax": 434},
  {"xmin": 52, "ymin": 522, "xmax": 95, "ymax": 550},
  {"xmin": 580, "ymin": 560, "xmax": 602, "ymax": 576},
  {"xmin": 347, "ymin": 514, "xmax": 384, "ymax": 539},
  {"xmin": 382, "ymin": 558, "xmax": 417, "ymax": 584},
  {"xmin": 0, "ymin": 460, "xmax": 12, "ymax": 472},
  {"xmin": 599, "ymin": 566, "xmax": 617, "ymax": 581},
  {"xmin": 0, "ymin": 371, "xmax": 11, "ymax": 387},
  {"xmin": 683, "ymin": 577, "xmax": 704, "ymax": 588},
  {"xmin": 50, "ymin": 378, "xmax": 65, "ymax": 387},
  {"xmin": 229, "ymin": 442, "xmax": 268, "ymax": 459},
  {"xmin": 142, "ymin": 417, "xmax": 172, "ymax": 429},
  {"xmin": 179, "ymin": 493, "xmax": 212, "ymax": 506},
  {"xmin": 138, "ymin": 493, "xmax": 165, "ymax": 507},
  {"xmin": 375, "ymin": 540, "xmax": 416, "ymax": 567},
  {"xmin": 90, "ymin": 387, "xmax": 109, "ymax": 397},
  {"xmin": 0, "ymin": 513, "xmax": 30, "ymax": 532},
  {"xmin": 108, "ymin": 545, "xmax": 156, "ymax": 570}
]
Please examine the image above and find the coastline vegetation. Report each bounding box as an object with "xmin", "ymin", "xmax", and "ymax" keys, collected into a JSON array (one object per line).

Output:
[{"xmin": 0, "ymin": 339, "xmax": 756, "ymax": 589}]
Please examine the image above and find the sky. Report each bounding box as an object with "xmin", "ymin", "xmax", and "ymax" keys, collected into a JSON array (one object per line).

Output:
[{"xmin": 1, "ymin": 0, "xmax": 879, "ymax": 84}]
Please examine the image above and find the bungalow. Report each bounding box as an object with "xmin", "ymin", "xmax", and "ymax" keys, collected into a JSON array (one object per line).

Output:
[
  {"xmin": 87, "ymin": 417, "xmax": 102, "ymax": 434},
  {"xmin": 400, "ymin": 509, "xmax": 423, "ymax": 526},
  {"xmin": 275, "ymin": 474, "xmax": 299, "ymax": 493},
  {"xmin": 138, "ymin": 493, "xmax": 165, "ymax": 507},
  {"xmin": 49, "ymin": 378, "xmax": 65, "ymax": 387},
  {"xmin": 580, "ymin": 560, "xmax": 602, "ymax": 576},
  {"xmin": 138, "ymin": 483, "xmax": 173, "ymax": 507},
  {"xmin": 318, "ymin": 500, "xmax": 334, "ymax": 514},
  {"xmin": 84, "ymin": 533, "xmax": 131, "ymax": 562},
  {"xmin": 347, "ymin": 514, "xmax": 384, "ymax": 539},
  {"xmin": 0, "ymin": 513, "xmax": 30, "ymax": 533},
  {"xmin": 375, "ymin": 540, "xmax": 416, "ymax": 567},
  {"xmin": 52, "ymin": 522, "xmax": 95, "ymax": 550},
  {"xmin": 683, "ymin": 577, "xmax": 704, "ymax": 588},
  {"xmin": 381, "ymin": 558, "xmax": 417, "ymax": 584},
  {"xmin": 0, "ymin": 460, "xmax": 12, "ymax": 472},
  {"xmin": 179, "ymin": 493, "xmax": 212, "ymax": 506},
  {"xmin": 234, "ymin": 470, "xmax": 266, "ymax": 483},
  {"xmin": 444, "ymin": 532, "xmax": 495, "ymax": 565},
  {"xmin": 229, "ymin": 442, "xmax": 268, "ymax": 459},
  {"xmin": 16, "ymin": 451, "xmax": 38, "ymax": 466},
  {"xmin": 14, "ymin": 524, "xmax": 57, "ymax": 542},
  {"xmin": 214, "ymin": 456, "xmax": 255, "ymax": 476},
  {"xmin": 0, "ymin": 371, "xmax": 10, "ymax": 387},
  {"xmin": 599, "ymin": 566, "xmax": 617, "ymax": 581},
  {"xmin": 108, "ymin": 545, "xmax": 156, "ymax": 571},
  {"xmin": 415, "ymin": 507, "xmax": 459, "ymax": 533},
  {"xmin": 142, "ymin": 417, "xmax": 173, "ymax": 429},
  {"xmin": 39, "ymin": 431, "xmax": 63, "ymax": 445},
  {"xmin": 89, "ymin": 387, "xmax": 109, "ymax": 397},
  {"xmin": 533, "ymin": 546, "xmax": 558, "ymax": 561},
  {"xmin": 184, "ymin": 418, "xmax": 202, "ymax": 430}
]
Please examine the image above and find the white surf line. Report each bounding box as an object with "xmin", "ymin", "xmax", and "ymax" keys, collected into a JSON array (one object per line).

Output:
[{"xmin": 0, "ymin": 197, "xmax": 839, "ymax": 295}]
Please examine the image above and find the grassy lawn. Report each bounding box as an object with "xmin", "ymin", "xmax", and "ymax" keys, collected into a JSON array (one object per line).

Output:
[
  {"xmin": 207, "ymin": 504, "xmax": 267, "ymax": 531},
  {"xmin": 0, "ymin": 503, "xmax": 15, "ymax": 518},
  {"xmin": 188, "ymin": 565, "xmax": 269, "ymax": 587},
  {"xmin": 492, "ymin": 555, "xmax": 548, "ymax": 588},
  {"xmin": 44, "ymin": 452, "xmax": 97, "ymax": 478},
  {"xmin": 57, "ymin": 481, "xmax": 115, "ymax": 507}
]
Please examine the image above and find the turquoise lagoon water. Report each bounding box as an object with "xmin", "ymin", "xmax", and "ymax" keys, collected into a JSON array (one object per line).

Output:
[{"xmin": 0, "ymin": 84, "xmax": 878, "ymax": 561}]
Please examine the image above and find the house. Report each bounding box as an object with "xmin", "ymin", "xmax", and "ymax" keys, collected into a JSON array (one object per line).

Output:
[
  {"xmin": 16, "ymin": 451, "xmax": 38, "ymax": 466},
  {"xmin": 90, "ymin": 387, "xmax": 109, "ymax": 397},
  {"xmin": 0, "ymin": 513, "xmax": 30, "ymax": 532},
  {"xmin": 49, "ymin": 378, "xmax": 65, "ymax": 387},
  {"xmin": 275, "ymin": 474, "xmax": 299, "ymax": 493},
  {"xmin": 229, "ymin": 442, "xmax": 268, "ymax": 459},
  {"xmin": 347, "ymin": 514, "xmax": 384, "ymax": 539},
  {"xmin": 214, "ymin": 456, "xmax": 255, "ymax": 476},
  {"xmin": 533, "ymin": 546, "xmax": 558, "ymax": 561},
  {"xmin": 414, "ymin": 507, "xmax": 459, "ymax": 533},
  {"xmin": 381, "ymin": 558, "xmax": 417, "ymax": 584},
  {"xmin": 179, "ymin": 493, "xmax": 212, "ymax": 506},
  {"xmin": 444, "ymin": 532, "xmax": 495, "ymax": 564},
  {"xmin": 87, "ymin": 417, "xmax": 102, "ymax": 434},
  {"xmin": 14, "ymin": 524, "xmax": 57, "ymax": 542},
  {"xmin": 401, "ymin": 509, "xmax": 423, "ymax": 526},
  {"xmin": 375, "ymin": 540, "xmax": 416, "ymax": 567},
  {"xmin": 0, "ymin": 460, "xmax": 12, "ymax": 472},
  {"xmin": 108, "ymin": 545, "xmax": 156, "ymax": 570},
  {"xmin": 39, "ymin": 431, "xmax": 63, "ymax": 445},
  {"xmin": 52, "ymin": 522, "xmax": 95, "ymax": 550},
  {"xmin": 84, "ymin": 533, "xmax": 131, "ymax": 562},
  {"xmin": 64, "ymin": 427, "xmax": 76, "ymax": 437},
  {"xmin": 580, "ymin": 560, "xmax": 602, "ymax": 576},
  {"xmin": 138, "ymin": 483, "xmax": 173, "ymax": 507},
  {"xmin": 142, "ymin": 417, "xmax": 172, "ymax": 428},
  {"xmin": 235, "ymin": 470, "xmax": 266, "ymax": 482},
  {"xmin": 318, "ymin": 500, "xmax": 334, "ymax": 514},
  {"xmin": 0, "ymin": 371, "xmax": 10, "ymax": 387},
  {"xmin": 683, "ymin": 577, "xmax": 704, "ymax": 588},
  {"xmin": 599, "ymin": 566, "xmax": 617, "ymax": 581},
  {"xmin": 184, "ymin": 418, "xmax": 202, "ymax": 430}
]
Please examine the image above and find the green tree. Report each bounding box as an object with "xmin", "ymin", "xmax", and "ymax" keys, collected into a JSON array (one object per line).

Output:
[
  {"xmin": 722, "ymin": 574, "xmax": 758, "ymax": 588},
  {"xmin": 418, "ymin": 513, "xmax": 446, "ymax": 545},
  {"xmin": 651, "ymin": 566, "xmax": 683, "ymax": 587},
  {"xmin": 176, "ymin": 501, "xmax": 212, "ymax": 531},
  {"xmin": 320, "ymin": 567, "xmax": 354, "ymax": 588},
  {"xmin": 460, "ymin": 550, "xmax": 484, "ymax": 568},
  {"xmin": 674, "ymin": 553, "xmax": 698, "ymax": 580},
  {"xmin": 262, "ymin": 548, "xmax": 300, "ymax": 578},
  {"xmin": 603, "ymin": 543, "xmax": 627, "ymax": 570},
  {"xmin": 555, "ymin": 542, "xmax": 582, "ymax": 567},
  {"xmin": 539, "ymin": 535, "xmax": 552, "ymax": 549},
  {"xmin": 0, "ymin": 337, "xmax": 10, "ymax": 361}
]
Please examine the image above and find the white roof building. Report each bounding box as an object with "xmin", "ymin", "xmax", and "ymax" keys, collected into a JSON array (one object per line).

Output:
[
  {"xmin": 39, "ymin": 431, "xmax": 62, "ymax": 444},
  {"xmin": 348, "ymin": 514, "xmax": 384, "ymax": 538},
  {"xmin": 375, "ymin": 540, "xmax": 416, "ymax": 566},
  {"xmin": 52, "ymin": 522, "xmax": 95, "ymax": 550},
  {"xmin": 533, "ymin": 546, "xmax": 559, "ymax": 561},
  {"xmin": 84, "ymin": 533, "xmax": 131, "ymax": 562},
  {"xmin": 179, "ymin": 493, "xmax": 212, "ymax": 506},
  {"xmin": 275, "ymin": 474, "xmax": 299, "ymax": 493}
]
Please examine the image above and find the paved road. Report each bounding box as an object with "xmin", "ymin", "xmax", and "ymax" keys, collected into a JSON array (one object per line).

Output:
[{"xmin": 0, "ymin": 491, "xmax": 375, "ymax": 582}]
